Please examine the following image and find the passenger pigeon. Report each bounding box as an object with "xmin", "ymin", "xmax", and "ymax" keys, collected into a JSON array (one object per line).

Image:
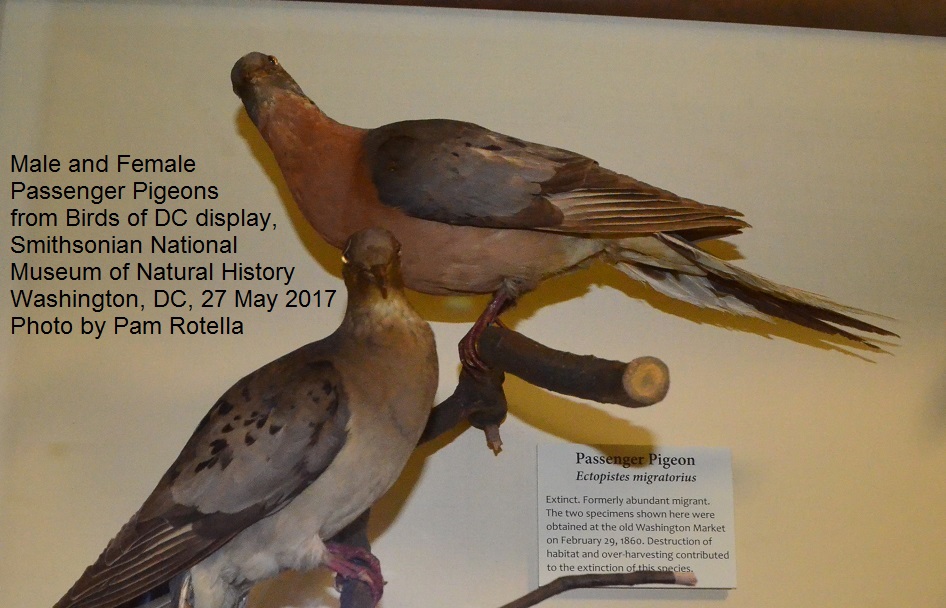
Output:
[
  {"xmin": 54, "ymin": 228, "xmax": 438, "ymax": 608},
  {"xmin": 231, "ymin": 52, "xmax": 895, "ymax": 368}
]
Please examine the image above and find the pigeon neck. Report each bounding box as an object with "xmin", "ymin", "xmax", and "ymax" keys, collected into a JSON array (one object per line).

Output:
[
  {"xmin": 341, "ymin": 286, "xmax": 423, "ymax": 342},
  {"xmin": 257, "ymin": 100, "xmax": 369, "ymax": 250}
]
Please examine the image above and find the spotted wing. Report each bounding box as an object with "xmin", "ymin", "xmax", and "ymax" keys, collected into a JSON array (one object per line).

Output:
[{"xmin": 54, "ymin": 346, "xmax": 350, "ymax": 608}]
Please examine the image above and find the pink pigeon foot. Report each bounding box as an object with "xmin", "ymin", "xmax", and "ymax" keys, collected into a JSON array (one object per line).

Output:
[
  {"xmin": 324, "ymin": 542, "xmax": 385, "ymax": 605},
  {"xmin": 459, "ymin": 290, "xmax": 514, "ymax": 372}
]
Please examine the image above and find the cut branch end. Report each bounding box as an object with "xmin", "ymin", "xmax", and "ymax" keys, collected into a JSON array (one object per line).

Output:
[{"xmin": 622, "ymin": 356, "xmax": 670, "ymax": 405}]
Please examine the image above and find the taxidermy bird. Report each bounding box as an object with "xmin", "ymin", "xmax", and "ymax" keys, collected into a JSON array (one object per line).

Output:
[
  {"xmin": 53, "ymin": 228, "xmax": 438, "ymax": 608},
  {"xmin": 231, "ymin": 52, "xmax": 895, "ymax": 369}
]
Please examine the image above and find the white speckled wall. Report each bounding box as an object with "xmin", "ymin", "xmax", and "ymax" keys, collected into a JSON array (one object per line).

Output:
[{"xmin": 1, "ymin": 2, "xmax": 944, "ymax": 607}]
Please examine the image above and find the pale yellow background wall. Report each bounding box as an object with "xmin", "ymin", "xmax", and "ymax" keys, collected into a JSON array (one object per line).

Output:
[{"xmin": 1, "ymin": 1, "xmax": 944, "ymax": 607}]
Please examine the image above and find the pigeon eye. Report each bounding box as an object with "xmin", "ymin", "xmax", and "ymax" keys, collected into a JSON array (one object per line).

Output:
[{"xmin": 267, "ymin": 55, "xmax": 279, "ymax": 67}]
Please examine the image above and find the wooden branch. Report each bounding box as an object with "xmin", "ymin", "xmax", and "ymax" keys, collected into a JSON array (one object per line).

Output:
[
  {"xmin": 499, "ymin": 571, "xmax": 697, "ymax": 608},
  {"xmin": 478, "ymin": 326, "xmax": 669, "ymax": 408},
  {"xmin": 336, "ymin": 553, "xmax": 696, "ymax": 608},
  {"xmin": 333, "ymin": 511, "xmax": 378, "ymax": 608},
  {"xmin": 420, "ymin": 325, "xmax": 669, "ymax": 451},
  {"xmin": 419, "ymin": 365, "xmax": 507, "ymax": 447}
]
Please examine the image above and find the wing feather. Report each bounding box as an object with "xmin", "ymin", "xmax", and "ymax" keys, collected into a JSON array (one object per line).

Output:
[{"xmin": 363, "ymin": 119, "xmax": 748, "ymax": 238}]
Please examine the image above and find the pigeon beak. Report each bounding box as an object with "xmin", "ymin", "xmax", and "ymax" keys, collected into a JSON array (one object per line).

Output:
[
  {"xmin": 231, "ymin": 53, "xmax": 307, "ymax": 124},
  {"xmin": 371, "ymin": 266, "xmax": 389, "ymax": 299}
]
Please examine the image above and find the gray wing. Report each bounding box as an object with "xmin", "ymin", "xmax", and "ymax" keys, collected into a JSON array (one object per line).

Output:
[
  {"xmin": 54, "ymin": 346, "xmax": 350, "ymax": 608},
  {"xmin": 362, "ymin": 119, "xmax": 748, "ymax": 240}
]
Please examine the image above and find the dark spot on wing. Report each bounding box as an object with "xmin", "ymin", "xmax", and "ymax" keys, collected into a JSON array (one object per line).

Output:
[
  {"xmin": 209, "ymin": 439, "xmax": 228, "ymax": 455},
  {"xmin": 245, "ymin": 433, "xmax": 256, "ymax": 446},
  {"xmin": 221, "ymin": 423, "xmax": 234, "ymax": 433},
  {"xmin": 269, "ymin": 424, "xmax": 283, "ymax": 435},
  {"xmin": 322, "ymin": 380, "xmax": 333, "ymax": 395},
  {"xmin": 481, "ymin": 144, "xmax": 502, "ymax": 151},
  {"xmin": 239, "ymin": 409, "xmax": 270, "ymax": 430},
  {"xmin": 196, "ymin": 400, "xmax": 233, "ymax": 433},
  {"xmin": 327, "ymin": 392, "xmax": 340, "ymax": 415},
  {"xmin": 195, "ymin": 456, "xmax": 218, "ymax": 473}
]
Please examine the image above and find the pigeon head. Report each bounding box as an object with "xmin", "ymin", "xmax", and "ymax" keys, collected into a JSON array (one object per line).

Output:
[
  {"xmin": 231, "ymin": 52, "xmax": 308, "ymax": 124},
  {"xmin": 342, "ymin": 228, "xmax": 403, "ymax": 299}
]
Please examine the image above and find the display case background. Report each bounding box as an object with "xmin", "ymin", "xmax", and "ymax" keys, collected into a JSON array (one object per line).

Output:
[{"xmin": 1, "ymin": 2, "xmax": 944, "ymax": 607}]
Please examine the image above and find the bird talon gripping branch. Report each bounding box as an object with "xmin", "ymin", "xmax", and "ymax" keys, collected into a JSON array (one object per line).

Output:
[
  {"xmin": 458, "ymin": 329, "xmax": 489, "ymax": 373},
  {"xmin": 325, "ymin": 542, "xmax": 386, "ymax": 604}
]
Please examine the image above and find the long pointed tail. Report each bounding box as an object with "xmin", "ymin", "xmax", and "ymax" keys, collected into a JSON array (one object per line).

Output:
[{"xmin": 612, "ymin": 233, "xmax": 897, "ymax": 350}]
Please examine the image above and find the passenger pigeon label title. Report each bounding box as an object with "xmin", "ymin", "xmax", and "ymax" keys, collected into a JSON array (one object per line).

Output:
[{"xmin": 6, "ymin": 153, "xmax": 336, "ymax": 339}]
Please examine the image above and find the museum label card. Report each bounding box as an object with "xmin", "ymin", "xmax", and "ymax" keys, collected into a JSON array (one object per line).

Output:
[{"xmin": 537, "ymin": 444, "xmax": 736, "ymax": 588}]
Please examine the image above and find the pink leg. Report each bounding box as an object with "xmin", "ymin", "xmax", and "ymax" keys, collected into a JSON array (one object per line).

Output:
[
  {"xmin": 324, "ymin": 543, "xmax": 385, "ymax": 605},
  {"xmin": 459, "ymin": 290, "xmax": 513, "ymax": 372}
]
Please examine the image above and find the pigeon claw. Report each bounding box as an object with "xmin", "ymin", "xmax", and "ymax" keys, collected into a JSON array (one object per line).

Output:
[
  {"xmin": 458, "ymin": 326, "xmax": 489, "ymax": 373},
  {"xmin": 325, "ymin": 543, "xmax": 386, "ymax": 606},
  {"xmin": 459, "ymin": 290, "xmax": 514, "ymax": 374}
]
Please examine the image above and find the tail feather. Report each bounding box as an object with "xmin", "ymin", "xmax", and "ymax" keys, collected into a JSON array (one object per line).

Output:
[
  {"xmin": 615, "ymin": 261, "xmax": 769, "ymax": 320},
  {"xmin": 613, "ymin": 234, "xmax": 897, "ymax": 350}
]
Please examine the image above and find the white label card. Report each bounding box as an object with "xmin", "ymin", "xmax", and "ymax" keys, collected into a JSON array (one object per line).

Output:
[{"xmin": 536, "ymin": 444, "xmax": 736, "ymax": 588}]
